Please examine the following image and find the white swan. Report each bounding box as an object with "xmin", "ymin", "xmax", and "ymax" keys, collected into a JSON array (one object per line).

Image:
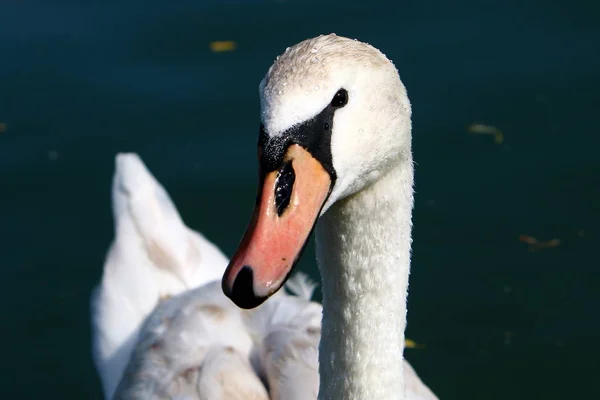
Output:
[
  {"xmin": 92, "ymin": 151, "xmax": 438, "ymax": 399},
  {"xmin": 222, "ymin": 34, "xmax": 426, "ymax": 399}
]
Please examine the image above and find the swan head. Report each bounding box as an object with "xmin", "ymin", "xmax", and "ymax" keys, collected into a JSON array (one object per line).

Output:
[{"xmin": 222, "ymin": 34, "xmax": 412, "ymax": 309}]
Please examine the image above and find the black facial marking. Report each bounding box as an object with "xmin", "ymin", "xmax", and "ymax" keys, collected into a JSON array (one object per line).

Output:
[
  {"xmin": 258, "ymin": 88, "xmax": 349, "ymax": 182},
  {"xmin": 274, "ymin": 161, "xmax": 295, "ymax": 216}
]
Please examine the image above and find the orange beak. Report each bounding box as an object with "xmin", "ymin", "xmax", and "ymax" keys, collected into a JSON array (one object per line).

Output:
[{"xmin": 222, "ymin": 144, "xmax": 332, "ymax": 309}]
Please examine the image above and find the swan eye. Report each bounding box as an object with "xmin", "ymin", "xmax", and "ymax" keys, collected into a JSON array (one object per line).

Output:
[{"xmin": 330, "ymin": 89, "xmax": 348, "ymax": 108}]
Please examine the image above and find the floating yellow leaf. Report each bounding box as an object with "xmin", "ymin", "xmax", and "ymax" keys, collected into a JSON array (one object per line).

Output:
[
  {"xmin": 468, "ymin": 123, "xmax": 504, "ymax": 144},
  {"xmin": 405, "ymin": 338, "xmax": 425, "ymax": 349},
  {"xmin": 210, "ymin": 41, "xmax": 237, "ymax": 52},
  {"xmin": 535, "ymin": 238, "xmax": 561, "ymax": 250},
  {"xmin": 519, "ymin": 235, "xmax": 560, "ymax": 251},
  {"xmin": 0, "ymin": 122, "xmax": 6, "ymax": 133},
  {"xmin": 518, "ymin": 235, "xmax": 538, "ymax": 245}
]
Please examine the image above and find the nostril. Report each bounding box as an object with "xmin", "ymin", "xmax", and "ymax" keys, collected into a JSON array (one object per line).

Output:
[
  {"xmin": 228, "ymin": 266, "xmax": 266, "ymax": 309},
  {"xmin": 274, "ymin": 161, "xmax": 295, "ymax": 216}
]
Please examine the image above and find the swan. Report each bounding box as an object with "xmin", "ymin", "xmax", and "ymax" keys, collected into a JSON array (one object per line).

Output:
[
  {"xmin": 222, "ymin": 34, "xmax": 426, "ymax": 399},
  {"xmin": 92, "ymin": 152, "xmax": 438, "ymax": 399}
]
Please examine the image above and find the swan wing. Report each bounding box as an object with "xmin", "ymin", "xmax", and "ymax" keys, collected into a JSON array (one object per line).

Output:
[{"xmin": 91, "ymin": 153, "xmax": 228, "ymax": 399}]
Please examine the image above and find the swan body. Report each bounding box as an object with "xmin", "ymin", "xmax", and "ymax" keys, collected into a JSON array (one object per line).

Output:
[
  {"xmin": 92, "ymin": 151, "xmax": 438, "ymax": 399},
  {"xmin": 114, "ymin": 278, "xmax": 323, "ymax": 400},
  {"xmin": 91, "ymin": 153, "xmax": 326, "ymax": 400}
]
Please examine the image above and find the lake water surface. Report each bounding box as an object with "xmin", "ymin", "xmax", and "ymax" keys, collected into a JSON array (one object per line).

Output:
[{"xmin": 1, "ymin": 0, "xmax": 599, "ymax": 398}]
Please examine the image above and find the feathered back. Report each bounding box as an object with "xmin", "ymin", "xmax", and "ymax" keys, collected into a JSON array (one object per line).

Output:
[{"xmin": 114, "ymin": 282, "xmax": 268, "ymax": 400}]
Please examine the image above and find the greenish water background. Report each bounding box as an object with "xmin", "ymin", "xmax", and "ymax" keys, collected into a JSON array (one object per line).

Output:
[{"xmin": 1, "ymin": 0, "xmax": 599, "ymax": 398}]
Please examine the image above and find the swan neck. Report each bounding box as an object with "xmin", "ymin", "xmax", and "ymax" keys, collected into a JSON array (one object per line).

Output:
[{"xmin": 316, "ymin": 160, "xmax": 414, "ymax": 400}]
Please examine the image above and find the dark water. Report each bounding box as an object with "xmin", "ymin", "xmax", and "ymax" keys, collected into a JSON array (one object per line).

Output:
[{"xmin": 1, "ymin": 0, "xmax": 599, "ymax": 398}]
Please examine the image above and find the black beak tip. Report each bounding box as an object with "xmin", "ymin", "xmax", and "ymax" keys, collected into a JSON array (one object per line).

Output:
[{"xmin": 223, "ymin": 265, "xmax": 268, "ymax": 310}]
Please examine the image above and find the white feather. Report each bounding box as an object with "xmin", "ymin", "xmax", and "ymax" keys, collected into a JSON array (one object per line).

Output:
[{"xmin": 284, "ymin": 272, "xmax": 318, "ymax": 300}]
